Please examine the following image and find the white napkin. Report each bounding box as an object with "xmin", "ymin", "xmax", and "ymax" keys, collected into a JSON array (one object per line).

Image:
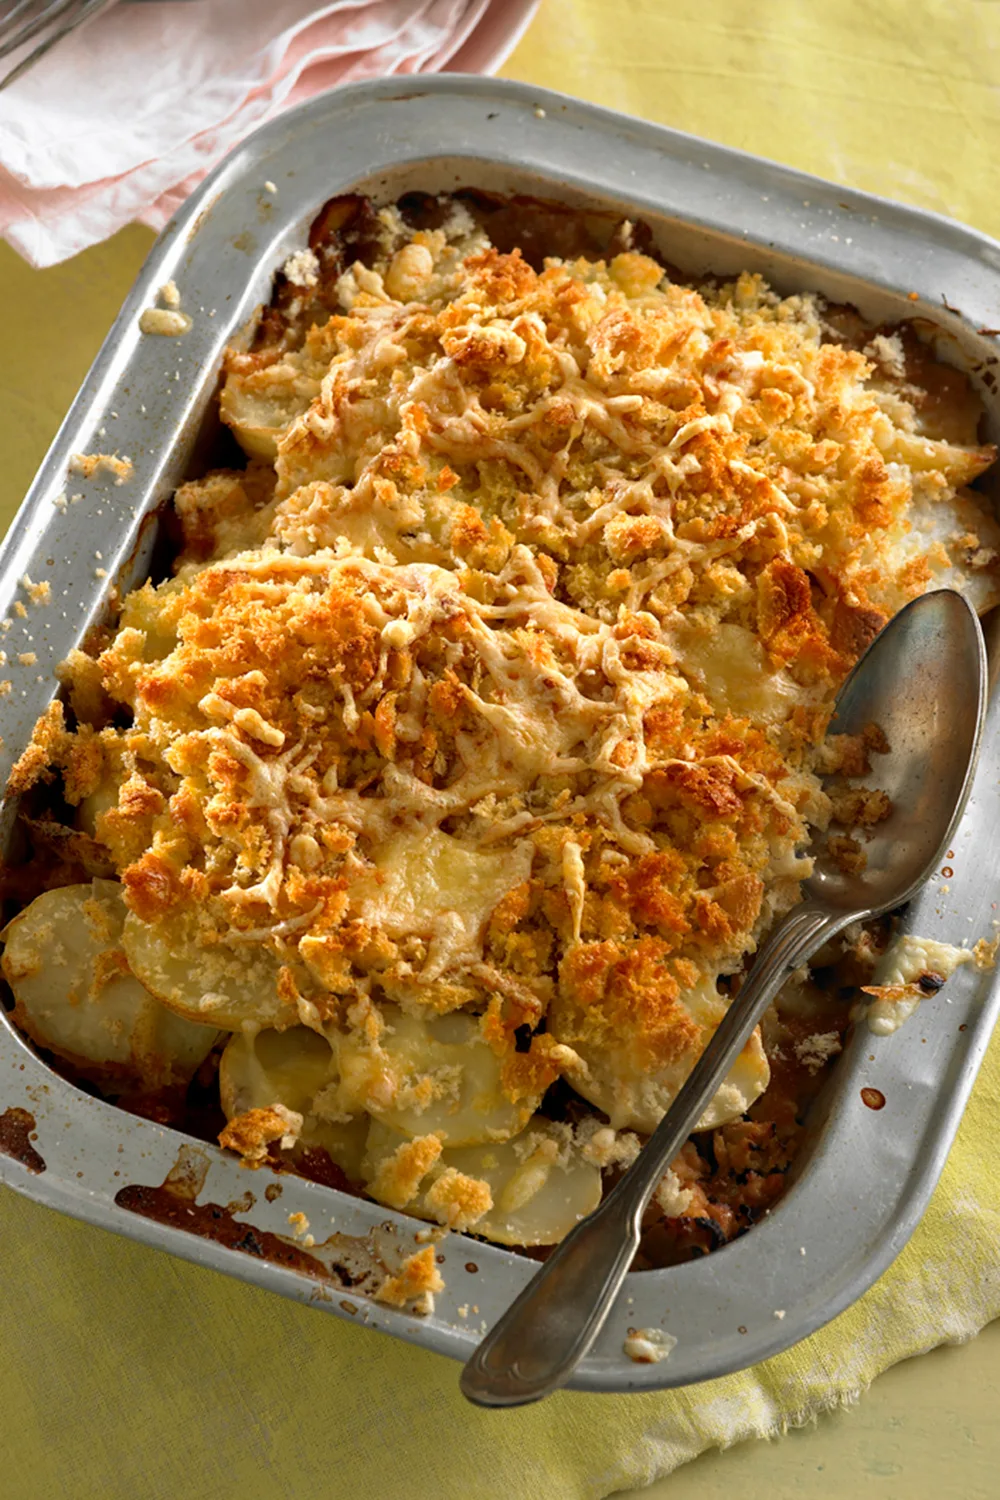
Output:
[{"xmin": 0, "ymin": 0, "xmax": 535, "ymax": 266}]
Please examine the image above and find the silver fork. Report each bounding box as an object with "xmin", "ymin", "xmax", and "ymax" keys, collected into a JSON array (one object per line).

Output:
[{"xmin": 0, "ymin": 0, "xmax": 120, "ymax": 92}]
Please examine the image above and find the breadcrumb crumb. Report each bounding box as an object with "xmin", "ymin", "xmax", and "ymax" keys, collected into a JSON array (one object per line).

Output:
[{"xmin": 374, "ymin": 1245, "xmax": 445, "ymax": 1309}]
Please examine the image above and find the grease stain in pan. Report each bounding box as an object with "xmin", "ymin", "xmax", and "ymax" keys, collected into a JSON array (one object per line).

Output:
[
  {"xmin": 115, "ymin": 1144, "xmax": 387, "ymax": 1293},
  {"xmin": 0, "ymin": 1106, "xmax": 45, "ymax": 1172}
]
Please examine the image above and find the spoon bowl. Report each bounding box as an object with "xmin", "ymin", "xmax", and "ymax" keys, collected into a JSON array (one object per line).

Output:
[
  {"xmin": 807, "ymin": 588, "xmax": 986, "ymax": 916},
  {"xmin": 460, "ymin": 589, "xmax": 987, "ymax": 1408}
]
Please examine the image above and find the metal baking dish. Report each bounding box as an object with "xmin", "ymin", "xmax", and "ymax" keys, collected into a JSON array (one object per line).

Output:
[{"xmin": 2, "ymin": 75, "xmax": 999, "ymax": 1394}]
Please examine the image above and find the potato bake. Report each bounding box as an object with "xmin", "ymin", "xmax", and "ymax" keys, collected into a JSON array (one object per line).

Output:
[{"xmin": 4, "ymin": 191, "xmax": 996, "ymax": 1260}]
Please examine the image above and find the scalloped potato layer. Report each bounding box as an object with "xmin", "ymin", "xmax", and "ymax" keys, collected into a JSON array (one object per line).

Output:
[{"xmin": 8, "ymin": 199, "xmax": 998, "ymax": 1227}]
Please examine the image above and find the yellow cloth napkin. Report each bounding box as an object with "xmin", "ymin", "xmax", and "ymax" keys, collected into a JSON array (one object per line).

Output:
[{"xmin": 3, "ymin": 3, "xmax": 1000, "ymax": 1496}]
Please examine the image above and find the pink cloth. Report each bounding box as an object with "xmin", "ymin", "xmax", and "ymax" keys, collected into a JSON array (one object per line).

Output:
[{"xmin": 0, "ymin": 0, "xmax": 538, "ymax": 266}]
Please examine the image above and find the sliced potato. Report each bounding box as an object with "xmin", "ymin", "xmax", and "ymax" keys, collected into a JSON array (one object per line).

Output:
[
  {"xmin": 220, "ymin": 1025, "xmax": 336, "ymax": 1117},
  {"xmin": 549, "ymin": 967, "xmax": 770, "ymax": 1134},
  {"xmin": 347, "ymin": 828, "xmax": 534, "ymax": 956},
  {"xmin": 362, "ymin": 1118, "xmax": 603, "ymax": 1246},
  {"xmin": 219, "ymin": 362, "xmax": 321, "ymax": 459},
  {"xmin": 1, "ymin": 880, "xmax": 218, "ymax": 1089},
  {"xmin": 297, "ymin": 1113, "xmax": 370, "ymax": 1181},
  {"xmin": 122, "ymin": 907, "xmax": 291, "ymax": 1030},
  {"xmin": 76, "ymin": 779, "xmax": 121, "ymax": 840},
  {"xmin": 219, "ymin": 1025, "xmax": 367, "ymax": 1179},
  {"xmin": 877, "ymin": 426, "xmax": 994, "ymax": 485},
  {"xmin": 332, "ymin": 1004, "xmax": 540, "ymax": 1146},
  {"xmin": 565, "ymin": 1028, "xmax": 769, "ymax": 1135}
]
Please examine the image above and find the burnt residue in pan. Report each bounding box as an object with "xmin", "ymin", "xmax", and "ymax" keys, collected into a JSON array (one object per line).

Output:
[
  {"xmin": 0, "ymin": 1106, "xmax": 46, "ymax": 1172},
  {"xmin": 404, "ymin": 186, "xmax": 670, "ymax": 271},
  {"xmin": 114, "ymin": 1144, "xmax": 388, "ymax": 1294}
]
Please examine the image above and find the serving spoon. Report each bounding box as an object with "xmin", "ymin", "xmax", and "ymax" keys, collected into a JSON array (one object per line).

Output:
[{"xmin": 461, "ymin": 588, "xmax": 987, "ymax": 1407}]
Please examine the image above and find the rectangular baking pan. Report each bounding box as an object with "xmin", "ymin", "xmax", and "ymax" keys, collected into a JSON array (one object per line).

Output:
[{"xmin": 2, "ymin": 74, "xmax": 999, "ymax": 1394}]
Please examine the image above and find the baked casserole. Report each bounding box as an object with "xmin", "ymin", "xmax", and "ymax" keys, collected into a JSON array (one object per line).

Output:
[{"xmin": 3, "ymin": 191, "xmax": 997, "ymax": 1267}]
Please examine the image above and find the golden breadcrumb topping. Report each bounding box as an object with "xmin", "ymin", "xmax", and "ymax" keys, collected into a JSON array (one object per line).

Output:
[
  {"xmin": 423, "ymin": 1166, "xmax": 494, "ymax": 1231},
  {"xmin": 6, "ymin": 192, "xmax": 997, "ymax": 1258},
  {"xmin": 218, "ymin": 1103, "xmax": 302, "ymax": 1163},
  {"xmin": 368, "ymin": 1133, "xmax": 444, "ymax": 1209},
  {"xmin": 373, "ymin": 1244, "xmax": 445, "ymax": 1309}
]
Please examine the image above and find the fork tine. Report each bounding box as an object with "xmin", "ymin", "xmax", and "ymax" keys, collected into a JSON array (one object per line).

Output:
[
  {"xmin": 0, "ymin": 0, "xmax": 118, "ymax": 89},
  {"xmin": 0, "ymin": 1, "xmax": 46, "ymax": 48},
  {"xmin": 0, "ymin": 2, "xmax": 40, "ymax": 44},
  {"xmin": 0, "ymin": 0, "xmax": 81, "ymax": 65}
]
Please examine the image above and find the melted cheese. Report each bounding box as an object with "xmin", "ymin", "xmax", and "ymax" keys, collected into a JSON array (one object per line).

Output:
[
  {"xmin": 623, "ymin": 1328, "xmax": 677, "ymax": 1364},
  {"xmin": 670, "ymin": 623, "xmax": 805, "ymax": 724},
  {"xmin": 864, "ymin": 932, "xmax": 972, "ymax": 1035}
]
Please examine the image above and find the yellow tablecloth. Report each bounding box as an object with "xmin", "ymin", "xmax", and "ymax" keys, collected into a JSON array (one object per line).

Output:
[{"xmin": 2, "ymin": 4, "xmax": 1000, "ymax": 1497}]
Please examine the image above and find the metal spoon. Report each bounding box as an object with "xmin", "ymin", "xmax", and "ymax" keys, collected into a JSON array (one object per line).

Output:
[{"xmin": 461, "ymin": 588, "xmax": 987, "ymax": 1407}]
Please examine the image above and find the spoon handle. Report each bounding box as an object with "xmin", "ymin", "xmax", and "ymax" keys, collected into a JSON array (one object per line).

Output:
[{"xmin": 460, "ymin": 901, "xmax": 841, "ymax": 1407}]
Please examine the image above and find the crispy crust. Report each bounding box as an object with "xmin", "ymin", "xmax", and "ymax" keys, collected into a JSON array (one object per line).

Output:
[
  {"xmin": 218, "ymin": 1104, "xmax": 303, "ymax": 1163},
  {"xmin": 373, "ymin": 1244, "xmax": 445, "ymax": 1309}
]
